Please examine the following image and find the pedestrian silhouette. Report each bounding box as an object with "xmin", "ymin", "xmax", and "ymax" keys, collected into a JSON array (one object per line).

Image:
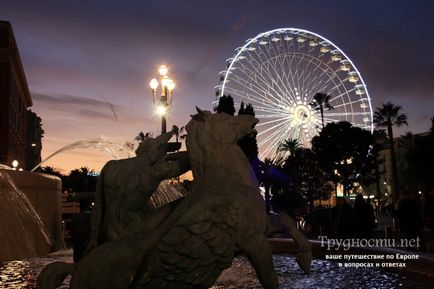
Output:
[
  {"xmin": 397, "ymin": 192, "xmax": 424, "ymax": 250},
  {"xmin": 353, "ymin": 194, "xmax": 376, "ymax": 238}
]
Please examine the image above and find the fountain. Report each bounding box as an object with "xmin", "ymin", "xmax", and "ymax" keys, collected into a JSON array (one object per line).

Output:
[
  {"xmin": 30, "ymin": 136, "xmax": 187, "ymax": 207},
  {"xmin": 34, "ymin": 109, "xmax": 313, "ymax": 288},
  {"xmin": 0, "ymin": 168, "xmax": 62, "ymax": 262},
  {"xmin": 0, "ymin": 135, "xmax": 184, "ymax": 264},
  {"xmin": 2, "ymin": 112, "xmax": 434, "ymax": 288},
  {"xmin": 30, "ymin": 136, "xmax": 136, "ymax": 172}
]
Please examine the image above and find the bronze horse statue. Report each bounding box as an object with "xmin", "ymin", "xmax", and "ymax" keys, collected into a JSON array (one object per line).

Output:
[{"xmin": 38, "ymin": 108, "xmax": 294, "ymax": 288}]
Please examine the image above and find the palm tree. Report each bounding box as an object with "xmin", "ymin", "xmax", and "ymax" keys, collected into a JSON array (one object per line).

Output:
[
  {"xmin": 310, "ymin": 92, "xmax": 334, "ymax": 128},
  {"xmin": 135, "ymin": 131, "xmax": 152, "ymax": 143},
  {"xmin": 41, "ymin": 166, "xmax": 64, "ymax": 179},
  {"xmin": 171, "ymin": 125, "xmax": 185, "ymax": 143},
  {"xmin": 373, "ymin": 102, "xmax": 407, "ymax": 204},
  {"xmin": 278, "ymin": 138, "xmax": 300, "ymax": 156},
  {"xmin": 372, "ymin": 129, "xmax": 387, "ymax": 200}
]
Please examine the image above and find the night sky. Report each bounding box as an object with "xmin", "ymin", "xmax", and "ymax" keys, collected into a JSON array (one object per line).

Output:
[{"xmin": 1, "ymin": 0, "xmax": 433, "ymax": 173}]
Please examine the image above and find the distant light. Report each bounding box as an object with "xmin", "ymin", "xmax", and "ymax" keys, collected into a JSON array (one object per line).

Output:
[
  {"xmin": 159, "ymin": 65, "xmax": 168, "ymax": 76},
  {"xmin": 320, "ymin": 46, "xmax": 330, "ymax": 53},
  {"xmin": 297, "ymin": 36, "xmax": 306, "ymax": 43},
  {"xmin": 167, "ymin": 79, "xmax": 175, "ymax": 91},
  {"xmin": 383, "ymin": 181, "xmax": 387, "ymax": 185},
  {"xmin": 12, "ymin": 160, "xmax": 18, "ymax": 168},
  {"xmin": 385, "ymin": 193, "xmax": 388, "ymax": 196},
  {"xmin": 161, "ymin": 76, "xmax": 170, "ymax": 87},
  {"xmin": 156, "ymin": 105, "xmax": 167, "ymax": 115},
  {"xmin": 309, "ymin": 40, "xmax": 318, "ymax": 47},
  {"xmin": 149, "ymin": 78, "xmax": 158, "ymax": 90},
  {"xmin": 91, "ymin": 202, "xmax": 95, "ymax": 206},
  {"xmin": 418, "ymin": 191, "xmax": 422, "ymax": 195},
  {"xmin": 31, "ymin": 143, "xmax": 36, "ymax": 147}
]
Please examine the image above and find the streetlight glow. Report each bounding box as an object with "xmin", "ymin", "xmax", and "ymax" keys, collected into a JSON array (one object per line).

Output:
[
  {"xmin": 161, "ymin": 76, "xmax": 170, "ymax": 88},
  {"xmin": 167, "ymin": 79, "xmax": 175, "ymax": 91},
  {"xmin": 150, "ymin": 65, "xmax": 175, "ymax": 133},
  {"xmin": 149, "ymin": 78, "xmax": 158, "ymax": 90},
  {"xmin": 159, "ymin": 65, "xmax": 168, "ymax": 76},
  {"xmin": 156, "ymin": 105, "xmax": 167, "ymax": 116}
]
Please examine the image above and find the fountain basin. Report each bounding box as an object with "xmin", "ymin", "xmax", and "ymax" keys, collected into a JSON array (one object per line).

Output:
[{"xmin": 0, "ymin": 169, "xmax": 62, "ymax": 262}]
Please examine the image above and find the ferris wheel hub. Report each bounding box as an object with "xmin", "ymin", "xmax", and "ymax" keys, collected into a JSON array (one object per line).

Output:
[{"xmin": 292, "ymin": 104, "xmax": 312, "ymax": 125}]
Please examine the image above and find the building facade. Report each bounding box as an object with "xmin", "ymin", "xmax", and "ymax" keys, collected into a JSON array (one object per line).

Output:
[
  {"xmin": 0, "ymin": 20, "xmax": 42, "ymax": 170},
  {"xmin": 27, "ymin": 109, "xmax": 44, "ymax": 170}
]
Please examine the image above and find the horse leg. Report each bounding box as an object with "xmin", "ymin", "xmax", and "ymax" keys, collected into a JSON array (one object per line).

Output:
[
  {"xmin": 278, "ymin": 212, "xmax": 312, "ymax": 274},
  {"xmin": 71, "ymin": 240, "xmax": 145, "ymax": 289},
  {"xmin": 239, "ymin": 236, "xmax": 278, "ymax": 289}
]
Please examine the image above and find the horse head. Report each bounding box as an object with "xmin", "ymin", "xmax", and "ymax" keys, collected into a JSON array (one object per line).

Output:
[
  {"xmin": 187, "ymin": 107, "xmax": 258, "ymax": 145},
  {"xmin": 135, "ymin": 131, "xmax": 173, "ymax": 164},
  {"xmin": 185, "ymin": 107, "xmax": 258, "ymax": 181}
]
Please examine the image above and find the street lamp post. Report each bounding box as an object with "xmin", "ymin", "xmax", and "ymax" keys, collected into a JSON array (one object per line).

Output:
[{"xmin": 150, "ymin": 65, "xmax": 175, "ymax": 134}]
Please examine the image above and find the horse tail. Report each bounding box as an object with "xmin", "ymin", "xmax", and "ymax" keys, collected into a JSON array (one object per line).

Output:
[{"xmin": 37, "ymin": 261, "xmax": 74, "ymax": 289}]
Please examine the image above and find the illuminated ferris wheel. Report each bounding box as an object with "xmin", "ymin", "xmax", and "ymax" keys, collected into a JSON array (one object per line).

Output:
[{"xmin": 216, "ymin": 28, "xmax": 373, "ymax": 159}]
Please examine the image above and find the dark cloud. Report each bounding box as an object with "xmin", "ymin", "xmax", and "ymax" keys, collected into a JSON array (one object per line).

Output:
[
  {"xmin": 32, "ymin": 93, "xmax": 120, "ymax": 121},
  {"xmin": 33, "ymin": 93, "xmax": 111, "ymax": 107},
  {"xmin": 31, "ymin": 92, "xmax": 153, "ymax": 125}
]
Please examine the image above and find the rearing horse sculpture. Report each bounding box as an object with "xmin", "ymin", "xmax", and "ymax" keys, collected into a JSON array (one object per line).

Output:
[{"xmin": 38, "ymin": 108, "xmax": 279, "ymax": 289}]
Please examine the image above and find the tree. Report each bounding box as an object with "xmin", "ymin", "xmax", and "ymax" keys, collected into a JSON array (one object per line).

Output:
[
  {"xmin": 370, "ymin": 129, "xmax": 387, "ymax": 199},
  {"xmin": 66, "ymin": 167, "xmax": 97, "ymax": 193},
  {"xmin": 135, "ymin": 131, "xmax": 152, "ymax": 143},
  {"xmin": 237, "ymin": 101, "xmax": 259, "ymax": 164},
  {"xmin": 280, "ymin": 148, "xmax": 331, "ymax": 212},
  {"xmin": 373, "ymin": 102, "xmax": 407, "ymax": 204},
  {"xmin": 310, "ymin": 92, "xmax": 334, "ymax": 128},
  {"xmin": 65, "ymin": 167, "xmax": 98, "ymax": 212},
  {"xmin": 238, "ymin": 101, "xmax": 255, "ymax": 116},
  {"xmin": 41, "ymin": 166, "xmax": 64, "ymax": 179},
  {"xmin": 312, "ymin": 121, "xmax": 374, "ymax": 196},
  {"xmin": 431, "ymin": 116, "xmax": 434, "ymax": 135},
  {"xmin": 171, "ymin": 125, "xmax": 185, "ymax": 143},
  {"xmin": 278, "ymin": 138, "xmax": 300, "ymax": 156},
  {"xmin": 216, "ymin": 95, "xmax": 235, "ymax": 115}
]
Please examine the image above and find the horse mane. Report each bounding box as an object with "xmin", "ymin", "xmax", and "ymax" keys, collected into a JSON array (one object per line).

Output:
[
  {"xmin": 186, "ymin": 110, "xmax": 258, "ymax": 192},
  {"xmin": 185, "ymin": 115, "xmax": 206, "ymax": 183}
]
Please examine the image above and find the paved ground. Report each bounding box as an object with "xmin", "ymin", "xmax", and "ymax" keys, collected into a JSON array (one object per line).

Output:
[
  {"xmin": 1, "ymin": 213, "xmax": 433, "ymax": 288},
  {"xmin": 2, "ymin": 250, "xmax": 434, "ymax": 289}
]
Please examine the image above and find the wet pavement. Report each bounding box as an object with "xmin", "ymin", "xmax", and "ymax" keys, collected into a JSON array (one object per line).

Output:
[
  {"xmin": 213, "ymin": 255, "xmax": 434, "ymax": 289},
  {"xmin": 0, "ymin": 250, "xmax": 71, "ymax": 289},
  {"xmin": 1, "ymin": 250, "xmax": 433, "ymax": 289}
]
